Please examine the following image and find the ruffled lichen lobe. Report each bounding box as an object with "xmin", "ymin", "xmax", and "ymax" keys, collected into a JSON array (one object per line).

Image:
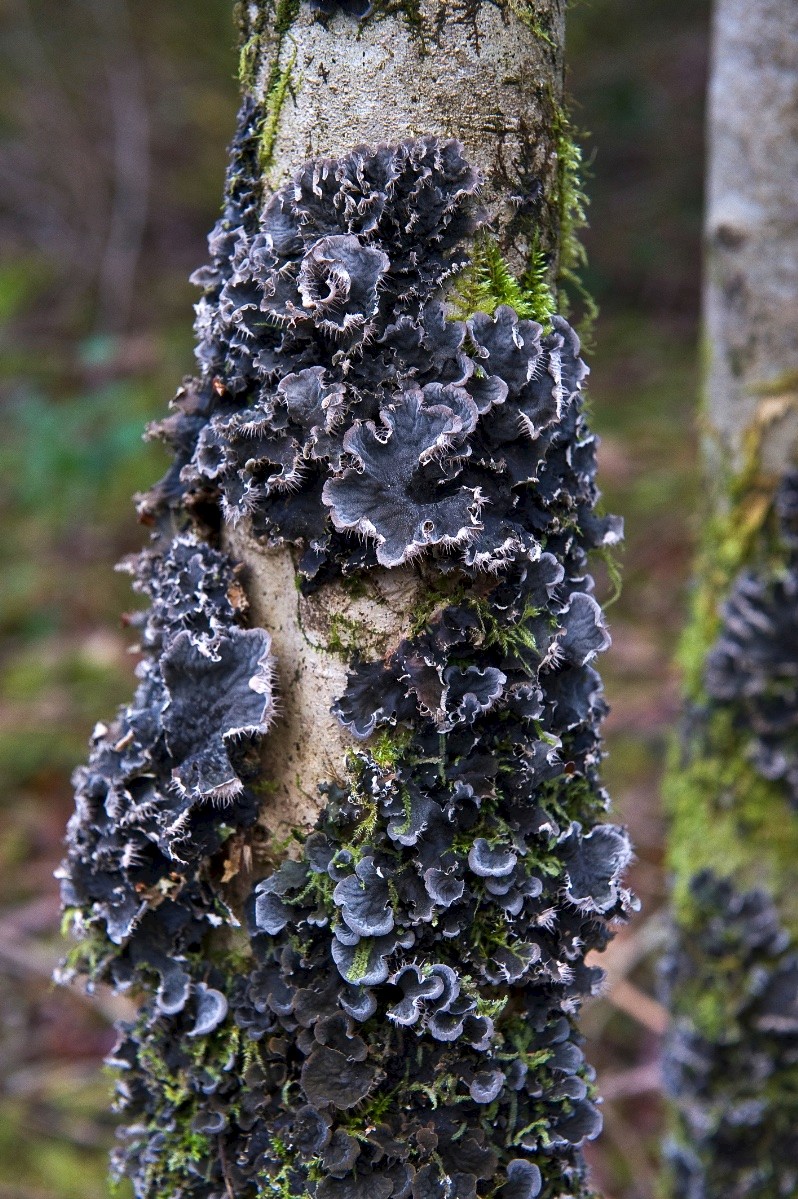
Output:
[{"xmin": 243, "ymin": 0, "xmax": 566, "ymax": 278}]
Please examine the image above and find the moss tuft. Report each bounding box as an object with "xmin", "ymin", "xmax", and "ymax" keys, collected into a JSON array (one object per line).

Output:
[
  {"xmin": 665, "ymin": 707, "xmax": 798, "ymax": 932},
  {"xmin": 238, "ymin": 33, "xmax": 260, "ymax": 90},
  {"xmin": 259, "ymin": 46, "xmax": 298, "ymax": 174},
  {"xmin": 551, "ymin": 106, "xmax": 597, "ymax": 347},
  {"xmin": 449, "ymin": 232, "xmax": 555, "ymax": 328},
  {"xmin": 506, "ymin": 0, "xmax": 556, "ymax": 47},
  {"xmin": 255, "ymin": 0, "xmax": 303, "ymax": 175},
  {"xmin": 326, "ymin": 612, "xmax": 369, "ymax": 657}
]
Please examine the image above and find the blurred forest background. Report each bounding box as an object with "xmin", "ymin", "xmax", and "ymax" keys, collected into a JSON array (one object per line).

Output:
[{"xmin": 0, "ymin": 1, "xmax": 708, "ymax": 1196}]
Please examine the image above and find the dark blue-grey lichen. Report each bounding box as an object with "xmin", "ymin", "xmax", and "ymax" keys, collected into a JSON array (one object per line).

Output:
[
  {"xmin": 703, "ymin": 473, "xmax": 798, "ymax": 808},
  {"xmin": 662, "ymin": 872, "xmax": 798, "ymax": 1199},
  {"xmin": 58, "ymin": 532, "xmax": 275, "ymax": 983},
  {"xmin": 63, "ymin": 122, "xmax": 631, "ymax": 1199},
  {"xmin": 663, "ymin": 471, "xmax": 798, "ymax": 1198},
  {"xmin": 310, "ymin": 0, "xmax": 373, "ymax": 16}
]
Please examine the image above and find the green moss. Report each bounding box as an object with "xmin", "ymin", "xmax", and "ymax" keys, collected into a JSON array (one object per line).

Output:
[
  {"xmin": 448, "ymin": 117, "xmax": 597, "ymax": 342},
  {"xmin": 506, "ymin": 0, "xmax": 556, "ymax": 46},
  {"xmin": 407, "ymin": 577, "xmax": 469, "ymax": 637},
  {"xmin": 552, "ymin": 107, "xmax": 598, "ymax": 346},
  {"xmin": 254, "ymin": 0, "xmax": 303, "ymax": 176},
  {"xmin": 519, "ymin": 234, "xmax": 559, "ymax": 331},
  {"xmin": 369, "ymin": 726, "xmax": 413, "ymax": 770},
  {"xmin": 471, "ymin": 594, "xmax": 549, "ymax": 672},
  {"xmin": 665, "ymin": 707, "xmax": 798, "ymax": 932},
  {"xmin": 271, "ymin": 0, "xmax": 302, "ymax": 38},
  {"xmin": 60, "ymin": 913, "xmax": 114, "ymax": 979},
  {"xmin": 326, "ymin": 612, "xmax": 368, "ymax": 657},
  {"xmin": 340, "ymin": 571, "xmax": 371, "ymax": 600},
  {"xmin": 347, "ymin": 937, "xmax": 375, "ymax": 983},
  {"xmin": 665, "ymin": 398, "xmax": 798, "ymax": 954},
  {"xmin": 238, "ymin": 32, "xmax": 260, "ymax": 89},
  {"xmin": 259, "ymin": 45, "xmax": 297, "ymax": 174},
  {"xmin": 341, "ymin": 1079, "xmax": 406, "ymax": 1128},
  {"xmin": 126, "ymin": 1020, "xmax": 258, "ymax": 1198},
  {"xmin": 678, "ymin": 430, "xmax": 784, "ymax": 698},
  {"xmin": 749, "ymin": 368, "xmax": 798, "ymax": 398},
  {"xmin": 449, "ymin": 232, "xmax": 555, "ymax": 328}
]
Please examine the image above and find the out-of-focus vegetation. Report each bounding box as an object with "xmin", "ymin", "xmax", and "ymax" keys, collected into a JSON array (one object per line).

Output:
[
  {"xmin": 0, "ymin": 1, "xmax": 708, "ymax": 1196},
  {"xmin": 0, "ymin": 4, "xmax": 238, "ymax": 1195}
]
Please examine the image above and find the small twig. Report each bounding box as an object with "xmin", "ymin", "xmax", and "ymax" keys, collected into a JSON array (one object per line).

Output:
[
  {"xmin": 605, "ymin": 979, "xmax": 669, "ymax": 1037},
  {"xmin": 218, "ymin": 1134, "xmax": 236, "ymax": 1199},
  {"xmin": 584, "ymin": 912, "xmax": 671, "ymax": 1037},
  {"xmin": 600, "ymin": 1060, "xmax": 663, "ymax": 1101}
]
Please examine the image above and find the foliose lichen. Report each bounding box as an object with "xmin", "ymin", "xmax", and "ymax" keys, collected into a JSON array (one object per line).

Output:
[
  {"xmin": 58, "ymin": 532, "xmax": 275, "ymax": 999},
  {"xmin": 663, "ymin": 471, "xmax": 798, "ymax": 1197},
  {"xmin": 61, "ymin": 113, "xmax": 630, "ymax": 1199},
  {"xmin": 662, "ymin": 872, "xmax": 798, "ymax": 1199},
  {"xmin": 703, "ymin": 472, "xmax": 798, "ymax": 807}
]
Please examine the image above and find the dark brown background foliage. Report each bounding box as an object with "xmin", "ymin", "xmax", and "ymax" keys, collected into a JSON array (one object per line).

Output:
[{"xmin": 0, "ymin": 2, "xmax": 709, "ymax": 1195}]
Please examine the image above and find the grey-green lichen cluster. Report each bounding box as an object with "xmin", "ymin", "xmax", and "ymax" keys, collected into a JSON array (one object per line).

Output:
[{"xmin": 663, "ymin": 465, "xmax": 798, "ymax": 1196}]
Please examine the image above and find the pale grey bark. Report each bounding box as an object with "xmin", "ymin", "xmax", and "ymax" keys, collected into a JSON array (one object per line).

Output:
[
  {"xmin": 704, "ymin": 0, "xmax": 798, "ymax": 476},
  {"xmin": 231, "ymin": 1, "xmax": 567, "ymax": 842},
  {"xmin": 259, "ymin": 2, "xmax": 564, "ymax": 269}
]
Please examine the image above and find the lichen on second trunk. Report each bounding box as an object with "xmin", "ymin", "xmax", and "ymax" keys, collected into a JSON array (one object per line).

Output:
[{"xmin": 662, "ymin": 472, "xmax": 798, "ymax": 1197}]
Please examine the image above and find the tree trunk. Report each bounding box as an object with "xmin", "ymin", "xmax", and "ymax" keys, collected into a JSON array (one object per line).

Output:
[
  {"xmin": 702, "ymin": 0, "xmax": 798, "ymax": 478},
  {"xmin": 663, "ymin": 1, "xmax": 798, "ymax": 1194},
  {"xmin": 60, "ymin": 4, "xmax": 633, "ymax": 1198}
]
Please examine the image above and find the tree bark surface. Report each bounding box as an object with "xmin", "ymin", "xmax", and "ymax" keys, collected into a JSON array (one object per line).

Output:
[{"xmin": 704, "ymin": 0, "xmax": 798, "ymax": 474}]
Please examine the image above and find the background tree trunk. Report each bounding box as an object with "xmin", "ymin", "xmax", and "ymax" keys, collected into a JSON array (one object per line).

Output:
[
  {"xmin": 703, "ymin": 0, "xmax": 798, "ymax": 477},
  {"xmin": 663, "ymin": 1, "xmax": 798, "ymax": 1193}
]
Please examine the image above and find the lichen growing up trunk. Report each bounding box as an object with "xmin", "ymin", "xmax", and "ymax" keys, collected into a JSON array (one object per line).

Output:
[
  {"xmin": 59, "ymin": 4, "xmax": 631, "ymax": 1199},
  {"xmin": 662, "ymin": 472, "xmax": 798, "ymax": 1197}
]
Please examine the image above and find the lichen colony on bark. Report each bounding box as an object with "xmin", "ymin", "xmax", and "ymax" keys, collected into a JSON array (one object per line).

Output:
[
  {"xmin": 662, "ymin": 0, "xmax": 798, "ymax": 1191},
  {"xmin": 662, "ymin": 473, "xmax": 798, "ymax": 1198},
  {"xmin": 59, "ymin": 5, "xmax": 632, "ymax": 1199}
]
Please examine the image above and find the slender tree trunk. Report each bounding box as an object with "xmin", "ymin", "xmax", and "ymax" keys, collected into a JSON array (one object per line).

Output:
[
  {"xmin": 61, "ymin": 5, "xmax": 632, "ymax": 1198},
  {"xmin": 663, "ymin": 1, "xmax": 798, "ymax": 1194}
]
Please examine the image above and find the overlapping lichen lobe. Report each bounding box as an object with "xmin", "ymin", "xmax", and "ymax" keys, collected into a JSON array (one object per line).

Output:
[
  {"xmin": 69, "ymin": 117, "xmax": 629, "ymax": 1195},
  {"xmin": 254, "ymin": 0, "xmax": 563, "ymax": 272},
  {"xmin": 223, "ymin": 521, "xmax": 427, "ymax": 845}
]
